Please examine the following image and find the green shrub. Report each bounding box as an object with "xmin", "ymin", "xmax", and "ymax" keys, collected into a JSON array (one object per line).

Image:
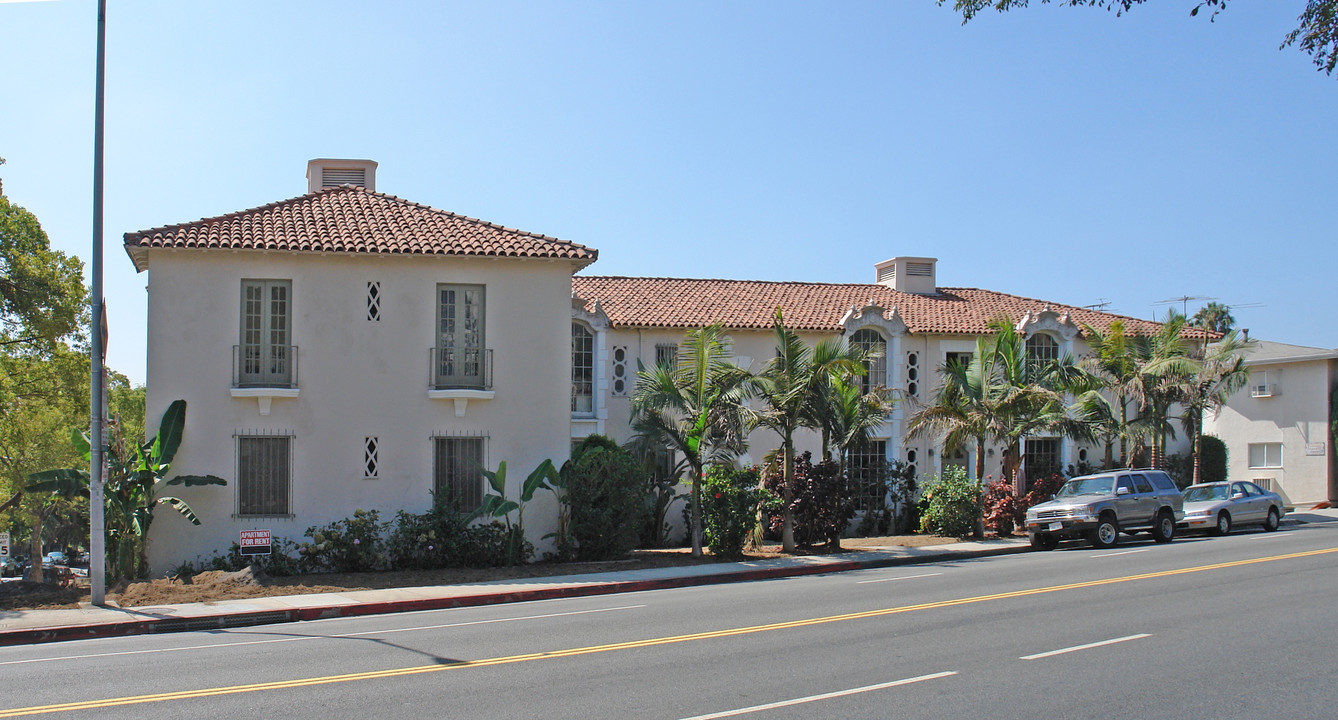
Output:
[
  {"xmin": 385, "ymin": 506, "xmax": 530, "ymax": 569},
  {"xmin": 1164, "ymin": 453, "xmax": 1194, "ymax": 489},
  {"xmin": 567, "ymin": 444, "xmax": 646, "ymax": 560},
  {"xmin": 298, "ymin": 509, "xmax": 387, "ymax": 573},
  {"xmin": 1200, "ymin": 435, "xmax": 1228, "ymax": 484},
  {"xmin": 700, "ymin": 466, "xmax": 774, "ymax": 556},
  {"xmin": 919, "ymin": 467, "xmax": 980, "ymax": 538},
  {"xmin": 762, "ymin": 452, "xmax": 855, "ymax": 548}
]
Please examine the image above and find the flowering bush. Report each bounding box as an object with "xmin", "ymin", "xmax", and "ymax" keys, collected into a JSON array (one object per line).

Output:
[
  {"xmin": 919, "ymin": 467, "xmax": 980, "ymax": 538},
  {"xmin": 701, "ymin": 466, "xmax": 775, "ymax": 556},
  {"xmin": 981, "ymin": 473, "xmax": 1068, "ymax": 535},
  {"xmin": 298, "ymin": 509, "xmax": 387, "ymax": 573}
]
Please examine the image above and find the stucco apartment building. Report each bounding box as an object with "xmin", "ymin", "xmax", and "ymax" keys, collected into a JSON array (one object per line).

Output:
[
  {"xmin": 1202, "ymin": 341, "xmax": 1338, "ymax": 506},
  {"xmin": 128, "ymin": 159, "xmax": 1201, "ymax": 572}
]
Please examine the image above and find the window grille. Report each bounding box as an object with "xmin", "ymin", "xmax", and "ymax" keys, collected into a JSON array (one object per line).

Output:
[
  {"xmin": 655, "ymin": 343, "xmax": 678, "ymax": 371},
  {"xmin": 433, "ymin": 437, "xmax": 484, "ymax": 511},
  {"xmin": 1025, "ymin": 438, "xmax": 1060, "ymax": 482},
  {"xmin": 1026, "ymin": 333, "xmax": 1059, "ymax": 365},
  {"xmin": 846, "ymin": 440, "xmax": 887, "ymax": 512},
  {"xmin": 238, "ymin": 436, "xmax": 291, "ymax": 516}
]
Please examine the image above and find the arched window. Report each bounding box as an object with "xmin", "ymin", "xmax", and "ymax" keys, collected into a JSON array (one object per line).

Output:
[
  {"xmin": 572, "ymin": 323, "xmax": 594, "ymax": 414},
  {"xmin": 1026, "ymin": 333, "xmax": 1059, "ymax": 366},
  {"xmin": 850, "ymin": 329, "xmax": 886, "ymax": 393}
]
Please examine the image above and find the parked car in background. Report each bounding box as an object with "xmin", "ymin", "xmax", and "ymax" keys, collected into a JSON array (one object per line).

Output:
[
  {"xmin": 1179, "ymin": 481, "xmax": 1285, "ymax": 536},
  {"xmin": 0, "ymin": 556, "xmax": 17, "ymax": 578},
  {"xmin": 41, "ymin": 550, "xmax": 67, "ymax": 567},
  {"xmin": 1025, "ymin": 469, "xmax": 1185, "ymax": 549}
]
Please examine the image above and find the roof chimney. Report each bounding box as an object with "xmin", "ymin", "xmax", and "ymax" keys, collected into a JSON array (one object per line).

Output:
[
  {"xmin": 874, "ymin": 257, "xmax": 938, "ymax": 295},
  {"xmin": 307, "ymin": 158, "xmax": 377, "ymax": 193}
]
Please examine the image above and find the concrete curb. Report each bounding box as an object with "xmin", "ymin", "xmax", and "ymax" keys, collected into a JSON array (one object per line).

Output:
[{"xmin": 0, "ymin": 542, "xmax": 1030, "ymax": 647}]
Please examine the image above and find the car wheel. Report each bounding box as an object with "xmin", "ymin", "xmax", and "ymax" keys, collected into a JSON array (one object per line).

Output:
[
  {"xmin": 1152, "ymin": 510, "xmax": 1176, "ymax": 543},
  {"xmin": 1263, "ymin": 507, "xmax": 1280, "ymax": 532},
  {"xmin": 1213, "ymin": 511, "xmax": 1232, "ymax": 536},
  {"xmin": 1031, "ymin": 533, "xmax": 1059, "ymax": 551},
  {"xmin": 1088, "ymin": 515, "xmax": 1120, "ymax": 548}
]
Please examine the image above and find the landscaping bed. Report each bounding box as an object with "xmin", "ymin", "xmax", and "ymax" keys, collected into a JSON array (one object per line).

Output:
[{"xmin": 0, "ymin": 534, "xmax": 956, "ymax": 611}]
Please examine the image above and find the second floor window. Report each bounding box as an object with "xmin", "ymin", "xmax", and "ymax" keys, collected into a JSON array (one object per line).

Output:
[
  {"xmin": 239, "ymin": 279, "xmax": 292, "ymax": 387},
  {"xmin": 436, "ymin": 284, "xmax": 485, "ymax": 388},
  {"xmin": 572, "ymin": 323, "xmax": 594, "ymax": 414},
  {"xmin": 849, "ymin": 329, "xmax": 886, "ymax": 393},
  {"xmin": 1026, "ymin": 333, "xmax": 1059, "ymax": 367}
]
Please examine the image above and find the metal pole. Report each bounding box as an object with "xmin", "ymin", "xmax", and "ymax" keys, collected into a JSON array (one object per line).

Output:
[{"xmin": 90, "ymin": 0, "xmax": 107, "ymax": 606}]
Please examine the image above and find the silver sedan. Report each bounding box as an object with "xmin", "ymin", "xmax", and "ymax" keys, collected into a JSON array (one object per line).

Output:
[{"xmin": 1179, "ymin": 481, "xmax": 1285, "ymax": 536}]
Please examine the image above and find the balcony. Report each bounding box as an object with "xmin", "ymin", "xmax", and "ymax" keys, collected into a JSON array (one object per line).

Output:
[
  {"xmin": 428, "ymin": 347, "xmax": 494, "ymax": 416},
  {"xmin": 231, "ymin": 344, "xmax": 300, "ymax": 415}
]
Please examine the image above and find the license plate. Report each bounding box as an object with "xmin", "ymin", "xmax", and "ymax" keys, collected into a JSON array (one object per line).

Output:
[{"xmin": 1048, "ymin": 522, "xmax": 1063, "ymax": 531}]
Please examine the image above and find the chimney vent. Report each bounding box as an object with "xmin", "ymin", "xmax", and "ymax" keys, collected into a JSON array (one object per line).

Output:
[
  {"xmin": 874, "ymin": 257, "xmax": 938, "ymax": 295},
  {"xmin": 307, "ymin": 158, "xmax": 378, "ymax": 193}
]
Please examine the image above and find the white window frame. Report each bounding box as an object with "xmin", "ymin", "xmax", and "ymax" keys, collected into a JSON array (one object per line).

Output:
[
  {"xmin": 572, "ymin": 323, "xmax": 595, "ymax": 416},
  {"xmin": 850, "ymin": 329, "xmax": 887, "ymax": 393},
  {"xmin": 1248, "ymin": 442, "xmax": 1283, "ymax": 469}
]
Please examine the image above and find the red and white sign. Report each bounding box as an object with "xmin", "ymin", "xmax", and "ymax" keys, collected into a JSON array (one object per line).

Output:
[{"xmin": 240, "ymin": 529, "xmax": 272, "ymax": 556}]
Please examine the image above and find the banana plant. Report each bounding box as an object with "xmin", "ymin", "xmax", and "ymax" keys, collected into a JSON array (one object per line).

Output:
[
  {"xmin": 26, "ymin": 399, "xmax": 225, "ymax": 581},
  {"xmin": 469, "ymin": 459, "xmax": 557, "ymax": 564}
]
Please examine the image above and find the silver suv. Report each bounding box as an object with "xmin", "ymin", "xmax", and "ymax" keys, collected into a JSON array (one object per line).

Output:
[{"xmin": 1024, "ymin": 469, "xmax": 1185, "ymax": 550}]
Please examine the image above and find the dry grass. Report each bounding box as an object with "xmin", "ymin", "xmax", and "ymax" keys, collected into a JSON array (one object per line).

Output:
[{"xmin": 1, "ymin": 534, "xmax": 960, "ymax": 611}]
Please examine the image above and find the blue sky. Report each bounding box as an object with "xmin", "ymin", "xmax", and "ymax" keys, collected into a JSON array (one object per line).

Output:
[{"xmin": 2, "ymin": 1, "xmax": 1335, "ymax": 385}]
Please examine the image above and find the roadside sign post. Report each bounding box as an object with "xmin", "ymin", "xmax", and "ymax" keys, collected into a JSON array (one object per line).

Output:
[{"xmin": 0, "ymin": 532, "xmax": 9, "ymax": 558}]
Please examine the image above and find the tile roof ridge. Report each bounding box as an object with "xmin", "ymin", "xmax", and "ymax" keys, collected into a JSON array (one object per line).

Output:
[
  {"xmin": 952, "ymin": 286, "xmax": 1164, "ymax": 328},
  {"xmin": 351, "ymin": 186, "xmax": 593, "ymax": 251},
  {"xmin": 123, "ymin": 187, "xmax": 335, "ymax": 243}
]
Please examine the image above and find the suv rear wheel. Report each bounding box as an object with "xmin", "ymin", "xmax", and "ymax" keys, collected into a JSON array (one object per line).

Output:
[
  {"xmin": 1151, "ymin": 509, "xmax": 1175, "ymax": 543},
  {"xmin": 1088, "ymin": 514, "xmax": 1120, "ymax": 548}
]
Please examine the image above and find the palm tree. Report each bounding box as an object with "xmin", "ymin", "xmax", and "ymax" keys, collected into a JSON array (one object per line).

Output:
[
  {"xmin": 817, "ymin": 374, "xmax": 894, "ymax": 474},
  {"xmin": 630, "ymin": 324, "xmax": 751, "ymax": 556},
  {"xmin": 1126, "ymin": 313, "xmax": 1199, "ymax": 469},
  {"xmin": 909, "ymin": 317, "xmax": 1090, "ymax": 490},
  {"xmin": 750, "ymin": 309, "xmax": 865, "ymax": 553},
  {"xmin": 1177, "ymin": 329, "xmax": 1254, "ymax": 483},
  {"xmin": 1077, "ymin": 320, "xmax": 1143, "ymax": 467},
  {"xmin": 1191, "ymin": 301, "xmax": 1235, "ymax": 334}
]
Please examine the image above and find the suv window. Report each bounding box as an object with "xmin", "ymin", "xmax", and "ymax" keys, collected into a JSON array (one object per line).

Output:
[
  {"xmin": 1131, "ymin": 474, "xmax": 1153, "ymax": 493},
  {"xmin": 1116, "ymin": 477, "xmax": 1135, "ymax": 494},
  {"xmin": 1147, "ymin": 472, "xmax": 1176, "ymax": 491}
]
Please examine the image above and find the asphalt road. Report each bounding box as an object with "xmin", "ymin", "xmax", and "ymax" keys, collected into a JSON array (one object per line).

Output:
[{"xmin": 3, "ymin": 518, "xmax": 1335, "ymax": 719}]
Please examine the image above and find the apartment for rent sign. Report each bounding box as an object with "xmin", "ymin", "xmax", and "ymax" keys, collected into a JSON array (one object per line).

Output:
[{"xmin": 239, "ymin": 530, "xmax": 272, "ymax": 556}]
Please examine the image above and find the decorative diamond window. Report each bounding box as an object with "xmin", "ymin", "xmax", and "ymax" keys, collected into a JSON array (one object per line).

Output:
[
  {"xmin": 364, "ymin": 436, "xmax": 379, "ymax": 479},
  {"xmin": 367, "ymin": 281, "xmax": 381, "ymax": 322}
]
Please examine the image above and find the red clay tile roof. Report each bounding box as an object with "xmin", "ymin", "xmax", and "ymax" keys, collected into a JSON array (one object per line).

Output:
[
  {"xmin": 573, "ymin": 276, "xmax": 1197, "ymax": 338},
  {"xmin": 123, "ymin": 186, "xmax": 597, "ymax": 271}
]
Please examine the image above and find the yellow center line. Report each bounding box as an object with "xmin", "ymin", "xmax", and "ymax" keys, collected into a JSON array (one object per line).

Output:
[{"xmin": 3, "ymin": 546, "xmax": 1334, "ymax": 718}]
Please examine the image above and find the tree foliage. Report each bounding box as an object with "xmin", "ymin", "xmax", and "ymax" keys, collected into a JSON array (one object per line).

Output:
[
  {"xmin": 942, "ymin": 1, "xmax": 1338, "ymax": 78},
  {"xmin": 0, "ymin": 193, "xmax": 86, "ymax": 350},
  {"xmin": 1191, "ymin": 302, "xmax": 1235, "ymax": 335}
]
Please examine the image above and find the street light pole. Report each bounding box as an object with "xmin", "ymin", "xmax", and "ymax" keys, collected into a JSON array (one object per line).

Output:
[{"xmin": 89, "ymin": 0, "xmax": 107, "ymax": 606}]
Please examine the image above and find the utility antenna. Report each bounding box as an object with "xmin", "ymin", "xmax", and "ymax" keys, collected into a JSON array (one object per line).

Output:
[
  {"xmin": 1082, "ymin": 299, "xmax": 1111, "ymax": 311},
  {"xmin": 1154, "ymin": 295, "xmax": 1214, "ymax": 317}
]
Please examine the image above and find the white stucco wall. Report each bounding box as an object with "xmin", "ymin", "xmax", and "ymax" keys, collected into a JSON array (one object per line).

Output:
[
  {"xmin": 1205, "ymin": 358, "xmax": 1336, "ymax": 505},
  {"xmin": 142, "ymin": 248, "xmax": 579, "ymax": 574}
]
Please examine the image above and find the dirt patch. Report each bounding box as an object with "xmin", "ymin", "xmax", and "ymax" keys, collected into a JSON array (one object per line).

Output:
[{"xmin": 0, "ymin": 534, "xmax": 967, "ymax": 611}]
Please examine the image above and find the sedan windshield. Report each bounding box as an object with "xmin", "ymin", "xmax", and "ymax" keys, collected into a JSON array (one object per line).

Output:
[
  {"xmin": 1184, "ymin": 486, "xmax": 1229, "ymax": 502},
  {"xmin": 1057, "ymin": 476, "xmax": 1114, "ymax": 497}
]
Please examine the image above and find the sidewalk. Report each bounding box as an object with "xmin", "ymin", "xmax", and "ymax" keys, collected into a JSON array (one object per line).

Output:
[{"xmin": 0, "ymin": 538, "xmax": 1031, "ymax": 647}]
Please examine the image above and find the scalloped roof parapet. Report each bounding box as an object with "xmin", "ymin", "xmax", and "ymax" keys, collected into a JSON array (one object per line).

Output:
[{"xmin": 123, "ymin": 185, "xmax": 597, "ymax": 272}]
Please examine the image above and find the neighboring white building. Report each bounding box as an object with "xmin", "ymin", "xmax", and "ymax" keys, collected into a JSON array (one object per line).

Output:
[
  {"xmin": 125, "ymin": 159, "xmax": 597, "ymax": 573},
  {"xmin": 1203, "ymin": 341, "xmax": 1338, "ymax": 507}
]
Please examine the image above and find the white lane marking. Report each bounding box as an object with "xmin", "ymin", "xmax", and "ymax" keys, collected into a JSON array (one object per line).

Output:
[
  {"xmin": 1246, "ymin": 533, "xmax": 1286, "ymax": 540},
  {"xmin": 1090, "ymin": 549, "xmax": 1151, "ymax": 558},
  {"xmin": 678, "ymin": 671, "xmax": 958, "ymax": 719},
  {"xmin": 0, "ymin": 604, "xmax": 645, "ymax": 667},
  {"xmin": 856, "ymin": 572, "xmax": 943, "ymax": 585},
  {"xmin": 1020, "ymin": 633, "xmax": 1151, "ymax": 660}
]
